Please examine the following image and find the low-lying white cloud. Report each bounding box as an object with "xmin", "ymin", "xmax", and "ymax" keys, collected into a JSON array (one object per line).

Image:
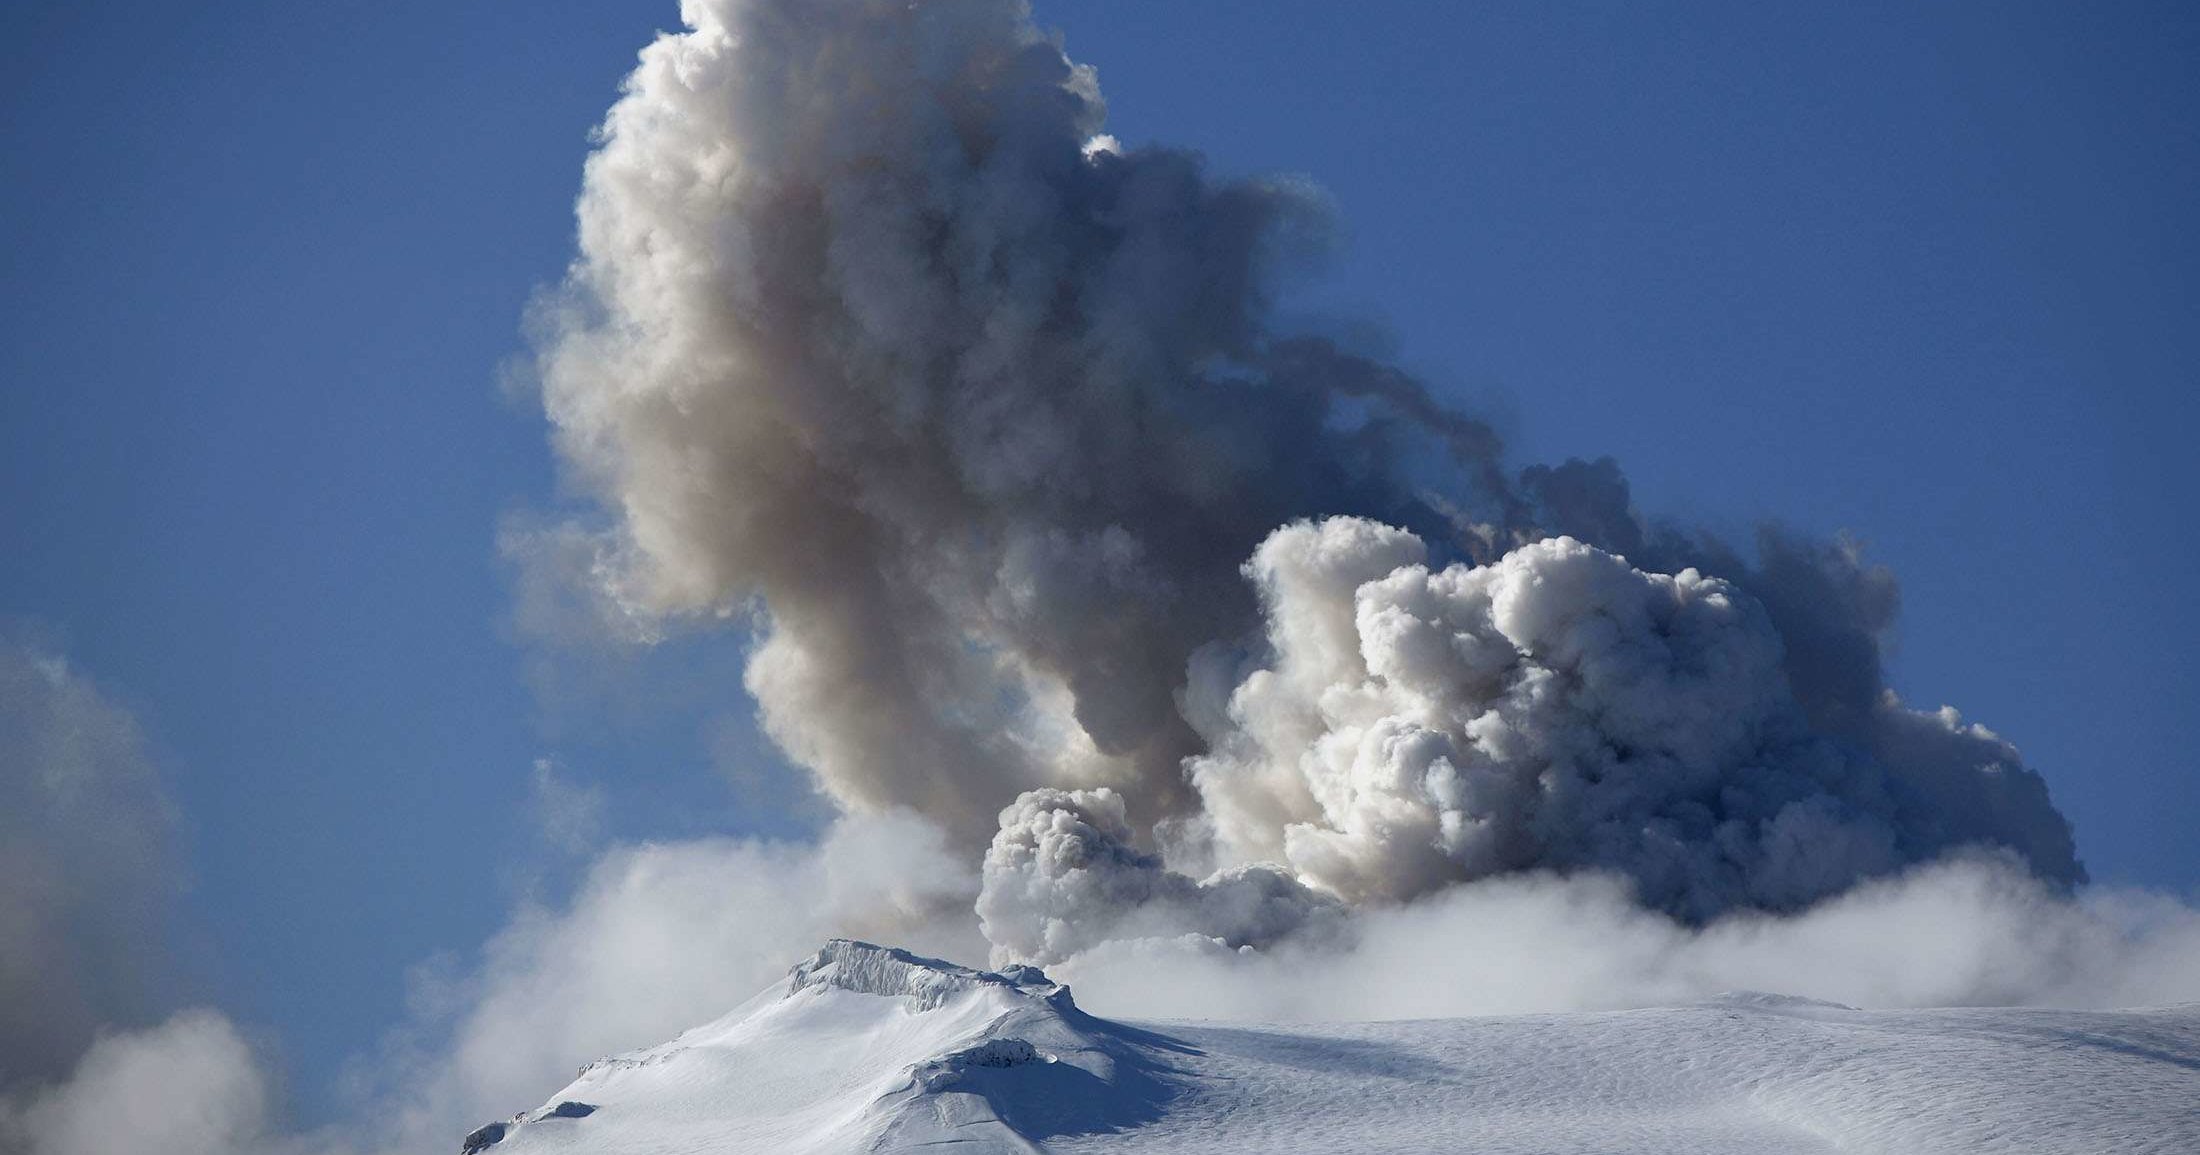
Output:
[
  {"xmin": 0, "ymin": 1011, "xmax": 271, "ymax": 1155},
  {"xmin": 362, "ymin": 829, "xmax": 2200, "ymax": 1147},
  {"xmin": 356, "ymin": 812, "xmax": 982, "ymax": 1147},
  {"xmin": 1052, "ymin": 856, "xmax": 2200, "ymax": 1023}
]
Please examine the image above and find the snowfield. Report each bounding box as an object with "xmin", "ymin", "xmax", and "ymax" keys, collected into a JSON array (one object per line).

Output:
[{"xmin": 469, "ymin": 940, "xmax": 2200, "ymax": 1154}]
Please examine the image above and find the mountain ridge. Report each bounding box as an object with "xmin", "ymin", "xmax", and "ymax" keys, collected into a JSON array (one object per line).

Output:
[{"xmin": 460, "ymin": 939, "xmax": 2200, "ymax": 1154}]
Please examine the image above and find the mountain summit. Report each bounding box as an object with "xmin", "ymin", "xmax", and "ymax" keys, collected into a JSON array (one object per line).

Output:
[
  {"xmin": 459, "ymin": 940, "xmax": 1174, "ymax": 1154},
  {"xmin": 461, "ymin": 940, "xmax": 2200, "ymax": 1154}
]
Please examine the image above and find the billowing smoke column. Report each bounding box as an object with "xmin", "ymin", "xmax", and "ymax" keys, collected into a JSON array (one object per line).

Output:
[
  {"xmin": 977, "ymin": 786, "xmax": 1336, "ymax": 966},
  {"xmin": 533, "ymin": 0, "xmax": 2080, "ymax": 965},
  {"xmin": 536, "ymin": 0, "xmax": 1519, "ymax": 843},
  {"xmin": 1184, "ymin": 521, "xmax": 2076, "ymax": 921}
]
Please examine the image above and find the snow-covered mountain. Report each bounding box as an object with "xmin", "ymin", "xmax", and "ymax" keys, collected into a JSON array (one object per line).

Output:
[{"xmin": 463, "ymin": 940, "xmax": 2200, "ymax": 1154}]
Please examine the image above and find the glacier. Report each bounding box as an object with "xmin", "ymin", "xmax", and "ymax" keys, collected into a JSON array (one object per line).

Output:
[{"xmin": 464, "ymin": 940, "xmax": 2200, "ymax": 1154}]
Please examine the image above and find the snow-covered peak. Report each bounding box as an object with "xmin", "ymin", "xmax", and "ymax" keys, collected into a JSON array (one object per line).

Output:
[
  {"xmin": 1699, "ymin": 990, "xmax": 1860, "ymax": 1013},
  {"xmin": 466, "ymin": 940, "xmax": 1150, "ymax": 1154},
  {"xmin": 786, "ymin": 939, "xmax": 1067, "ymax": 1012},
  {"xmin": 461, "ymin": 941, "xmax": 2200, "ymax": 1154}
]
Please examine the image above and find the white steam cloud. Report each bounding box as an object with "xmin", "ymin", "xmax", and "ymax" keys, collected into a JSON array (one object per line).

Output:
[
  {"xmin": 355, "ymin": 811, "xmax": 981, "ymax": 1148},
  {"xmin": 0, "ymin": 1011, "xmax": 273, "ymax": 1155},
  {"xmin": 0, "ymin": 641, "xmax": 306, "ymax": 1155},
  {"xmin": 1054, "ymin": 857, "xmax": 2200, "ymax": 1023}
]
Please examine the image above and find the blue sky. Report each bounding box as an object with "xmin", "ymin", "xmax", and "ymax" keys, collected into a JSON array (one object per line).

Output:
[{"xmin": 3, "ymin": 0, "xmax": 2195, "ymax": 1130}]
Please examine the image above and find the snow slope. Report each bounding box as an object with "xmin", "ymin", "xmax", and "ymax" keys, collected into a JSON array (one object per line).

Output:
[{"xmin": 467, "ymin": 941, "xmax": 2200, "ymax": 1154}]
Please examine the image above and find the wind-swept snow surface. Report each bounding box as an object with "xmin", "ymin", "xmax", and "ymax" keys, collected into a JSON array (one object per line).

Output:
[
  {"xmin": 469, "ymin": 941, "xmax": 1171, "ymax": 1154},
  {"xmin": 470, "ymin": 941, "xmax": 2199, "ymax": 1154}
]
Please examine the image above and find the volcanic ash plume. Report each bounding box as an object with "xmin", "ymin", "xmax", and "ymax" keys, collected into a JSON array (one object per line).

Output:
[
  {"xmin": 1181, "ymin": 520, "xmax": 2077, "ymax": 921},
  {"xmin": 531, "ymin": 0, "xmax": 2082, "ymax": 963},
  {"xmin": 976, "ymin": 786, "xmax": 1335, "ymax": 967},
  {"xmin": 531, "ymin": 0, "xmax": 1523, "ymax": 846}
]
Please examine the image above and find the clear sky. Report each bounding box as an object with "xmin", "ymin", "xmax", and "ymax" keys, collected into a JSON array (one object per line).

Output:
[{"xmin": 3, "ymin": 0, "xmax": 2194, "ymax": 1129}]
